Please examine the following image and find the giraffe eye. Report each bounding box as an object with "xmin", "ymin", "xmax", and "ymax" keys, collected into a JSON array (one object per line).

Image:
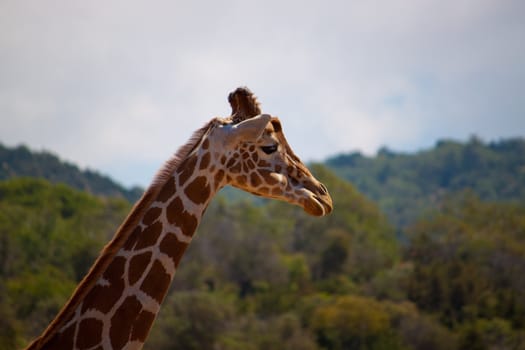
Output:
[{"xmin": 261, "ymin": 144, "xmax": 278, "ymax": 154}]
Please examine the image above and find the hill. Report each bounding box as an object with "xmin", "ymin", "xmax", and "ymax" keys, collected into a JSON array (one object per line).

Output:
[
  {"xmin": 325, "ymin": 136, "xmax": 525, "ymax": 227},
  {"xmin": 0, "ymin": 143, "xmax": 142, "ymax": 202},
  {"xmin": 2, "ymin": 154, "xmax": 525, "ymax": 349}
]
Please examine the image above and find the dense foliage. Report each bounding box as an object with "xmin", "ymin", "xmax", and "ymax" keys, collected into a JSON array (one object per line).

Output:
[
  {"xmin": 0, "ymin": 143, "xmax": 142, "ymax": 202},
  {"xmin": 1, "ymin": 138, "xmax": 524, "ymax": 349},
  {"xmin": 326, "ymin": 137, "xmax": 525, "ymax": 227},
  {"xmin": 406, "ymin": 194, "xmax": 525, "ymax": 348},
  {"xmin": 0, "ymin": 178, "xmax": 130, "ymax": 348}
]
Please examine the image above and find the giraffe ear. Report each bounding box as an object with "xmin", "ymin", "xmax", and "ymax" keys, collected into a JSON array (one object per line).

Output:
[
  {"xmin": 229, "ymin": 114, "xmax": 271, "ymax": 143},
  {"xmin": 229, "ymin": 87, "xmax": 261, "ymax": 123}
]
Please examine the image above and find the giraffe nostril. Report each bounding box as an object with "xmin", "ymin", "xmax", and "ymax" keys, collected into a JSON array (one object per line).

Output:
[{"xmin": 319, "ymin": 183, "xmax": 328, "ymax": 195}]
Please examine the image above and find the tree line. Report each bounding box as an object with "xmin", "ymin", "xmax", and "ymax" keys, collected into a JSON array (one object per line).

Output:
[
  {"xmin": 0, "ymin": 143, "xmax": 142, "ymax": 202},
  {"xmin": 326, "ymin": 136, "xmax": 525, "ymax": 227}
]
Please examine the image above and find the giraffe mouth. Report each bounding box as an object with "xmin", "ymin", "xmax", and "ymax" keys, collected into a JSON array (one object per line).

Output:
[
  {"xmin": 302, "ymin": 191, "xmax": 333, "ymax": 217},
  {"xmin": 303, "ymin": 196, "xmax": 331, "ymax": 216}
]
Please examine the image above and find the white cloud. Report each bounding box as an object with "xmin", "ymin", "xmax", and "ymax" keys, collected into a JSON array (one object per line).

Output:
[{"xmin": 0, "ymin": 0, "xmax": 523, "ymax": 186}]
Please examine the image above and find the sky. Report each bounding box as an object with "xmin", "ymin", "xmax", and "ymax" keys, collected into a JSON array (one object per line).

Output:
[{"xmin": 1, "ymin": 0, "xmax": 524, "ymax": 187}]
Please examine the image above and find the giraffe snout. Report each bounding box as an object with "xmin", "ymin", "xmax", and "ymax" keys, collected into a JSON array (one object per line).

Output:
[
  {"xmin": 315, "ymin": 188, "xmax": 333, "ymax": 216},
  {"xmin": 300, "ymin": 178, "xmax": 333, "ymax": 216}
]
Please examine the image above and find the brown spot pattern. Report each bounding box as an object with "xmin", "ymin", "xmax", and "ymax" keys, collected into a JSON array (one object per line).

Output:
[
  {"xmin": 140, "ymin": 260, "xmax": 171, "ymax": 303},
  {"xmin": 226, "ymin": 158, "xmax": 236, "ymax": 168},
  {"xmin": 157, "ymin": 178, "xmax": 175, "ymax": 202},
  {"xmin": 102, "ymin": 256, "xmax": 125, "ymax": 284},
  {"xmin": 46, "ymin": 322, "xmax": 76, "ymax": 349},
  {"xmin": 199, "ymin": 152, "xmax": 211, "ymax": 170},
  {"xmin": 184, "ymin": 176, "xmax": 210, "ymax": 204},
  {"xmin": 202, "ymin": 138, "xmax": 209, "ymax": 150},
  {"xmin": 178, "ymin": 155, "xmax": 198, "ymax": 186},
  {"xmin": 259, "ymin": 187, "xmax": 270, "ymax": 195},
  {"xmin": 231, "ymin": 161, "xmax": 242, "ymax": 173},
  {"xmin": 82, "ymin": 257, "xmax": 126, "ymax": 313},
  {"xmin": 131, "ymin": 310, "xmax": 156, "ymax": 342},
  {"xmin": 236, "ymin": 175, "xmax": 247, "ymax": 186},
  {"xmin": 128, "ymin": 252, "xmax": 152, "ymax": 286},
  {"xmin": 110, "ymin": 296, "xmax": 142, "ymax": 350},
  {"xmin": 159, "ymin": 233, "xmax": 189, "ymax": 267},
  {"xmin": 63, "ymin": 311, "xmax": 76, "ymax": 327},
  {"xmin": 214, "ymin": 169, "xmax": 225, "ymax": 187},
  {"xmin": 166, "ymin": 197, "xmax": 198, "ymax": 236},
  {"xmin": 135, "ymin": 221, "xmax": 163, "ymax": 250},
  {"xmin": 124, "ymin": 226, "xmax": 142, "ymax": 251},
  {"xmin": 250, "ymin": 173, "xmax": 262, "ymax": 187},
  {"xmin": 166, "ymin": 196, "xmax": 183, "ymax": 219},
  {"xmin": 143, "ymin": 207, "xmax": 161, "ymax": 225},
  {"xmin": 182, "ymin": 212, "xmax": 198, "ymax": 236},
  {"xmin": 77, "ymin": 318, "xmax": 103, "ymax": 350}
]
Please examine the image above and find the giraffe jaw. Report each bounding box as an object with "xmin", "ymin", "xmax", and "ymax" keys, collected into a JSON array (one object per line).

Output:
[
  {"xmin": 302, "ymin": 191, "xmax": 333, "ymax": 217},
  {"xmin": 265, "ymin": 174, "xmax": 332, "ymax": 217},
  {"xmin": 273, "ymin": 174, "xmax": 332, "ymax": 216}
]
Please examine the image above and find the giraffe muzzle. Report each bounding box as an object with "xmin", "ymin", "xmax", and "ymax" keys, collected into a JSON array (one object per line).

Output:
[{"xmin": 301, "ymin": 181, "xmax": 333, "ymax": 217}]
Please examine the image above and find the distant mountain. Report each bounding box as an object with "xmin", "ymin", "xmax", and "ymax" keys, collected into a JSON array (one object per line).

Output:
[
  {"xmin": 325, "ymin": 137, "xmax": 525, "ymax": 227},
  {"xmin": 0, "ymin": 143, "xmax": 142, "ymax": 202},
  {"xmin": 4, "ymin": 136, "xmax": 525, "ymax": 229}
]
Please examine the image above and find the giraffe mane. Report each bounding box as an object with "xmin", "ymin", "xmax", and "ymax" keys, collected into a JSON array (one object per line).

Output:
[
  {"xmin": 27, "ymin": 119, "xmax": 216, "ymax": 350},
  {"xmin": 150, "ymin": 119, "xmax": 216, "ymax": 188}
]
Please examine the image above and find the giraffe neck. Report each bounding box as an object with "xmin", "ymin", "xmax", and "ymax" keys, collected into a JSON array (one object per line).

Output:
[{"xmin": 29, "ymin": 141, "xmax": 224, "ymax": 350}]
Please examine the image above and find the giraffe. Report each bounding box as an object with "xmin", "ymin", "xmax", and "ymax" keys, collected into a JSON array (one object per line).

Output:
[{"xmin": 25, "ymin": 87, "xmax": 333, "ymax": 350}]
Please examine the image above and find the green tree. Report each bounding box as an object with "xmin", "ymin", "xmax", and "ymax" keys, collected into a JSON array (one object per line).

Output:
[
  {"xmin": 0, "ymin": 178, "xmax": 129, "ymax": 345},
  {"xmin": 406, "ymin": 193, "xmax": 525, "ymax": 342},
  {"xmin": 326, "ymin": 137, "xmax": 525, "ymax": 227},
  {"xmin": 146, "ymin": 291, "xmax": 235, "ymax": 350},
  {"xmin": 311, "ymin": 295, "xmax": 397, "ymax": 350}
]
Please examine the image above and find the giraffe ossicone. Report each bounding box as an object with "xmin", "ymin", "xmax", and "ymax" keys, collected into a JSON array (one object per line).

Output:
[{"xmin": 25, "ymin": 87, "xmax": 332, "ymax": 350}]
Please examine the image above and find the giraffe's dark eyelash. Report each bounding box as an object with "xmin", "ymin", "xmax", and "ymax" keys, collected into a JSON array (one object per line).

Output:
[{"xmin": 261, "ymin": 145, "xmax": 278, "ymax": 154}]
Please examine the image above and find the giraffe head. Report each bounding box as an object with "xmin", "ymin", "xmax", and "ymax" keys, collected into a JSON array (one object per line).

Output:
[{"xmin": 207, "ymin": 87, "xmax": 333, "ymax": 216}]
